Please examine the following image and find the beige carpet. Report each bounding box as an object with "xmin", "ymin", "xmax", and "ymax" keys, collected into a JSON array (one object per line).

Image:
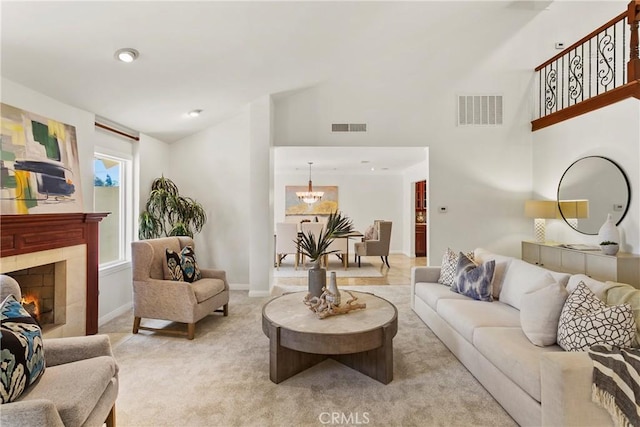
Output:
[{"xmin": 101, "ymin": 285, "xmax": 516, "ymax": 427}]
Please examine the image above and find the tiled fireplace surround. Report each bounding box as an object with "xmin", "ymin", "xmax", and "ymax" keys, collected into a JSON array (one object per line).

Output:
[{"xmin": 0, "ymin": 213, "xmax": 107, "ymax": 337}]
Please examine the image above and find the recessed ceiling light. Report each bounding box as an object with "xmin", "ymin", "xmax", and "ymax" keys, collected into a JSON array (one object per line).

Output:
[
  {"xmin": 188, "ymin": 109, "xmax": 203, "ymax": 117},
  {"xmin": 114, "ymin": 48, "xmax": 139, "ymax": 63}
]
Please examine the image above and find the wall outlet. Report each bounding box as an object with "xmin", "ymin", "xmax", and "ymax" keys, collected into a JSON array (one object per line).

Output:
[{"xmin": 439, "ymin": 206, "xmax": 448, "ymax": 213}]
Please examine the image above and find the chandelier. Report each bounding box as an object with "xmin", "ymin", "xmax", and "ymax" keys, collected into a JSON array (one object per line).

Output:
[{"xmin": 296, "ymin": 162, "xmax": 324, "ymax": 205}]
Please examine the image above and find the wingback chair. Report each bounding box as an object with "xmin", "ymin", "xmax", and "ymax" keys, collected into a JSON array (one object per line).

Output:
[
  {"xmin": 0, "ymin": 275, "xmax": 118, "ymax": 427},
  {"xmin": 354, "ymin": 220, "xmax": 392, "ymax": 268},
  {"xmin": 131, "ymin": 236, "xmax": 229, "ymax": 340}
]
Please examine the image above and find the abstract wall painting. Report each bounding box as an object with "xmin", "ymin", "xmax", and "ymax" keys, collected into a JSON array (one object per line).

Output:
[
  {"xmin": 1, "ymin": 103, "xmax": 84, "ymax": 214},
  {"xmin": 285, "ymin": 186, "xmax": 338, "ymax": 215}
]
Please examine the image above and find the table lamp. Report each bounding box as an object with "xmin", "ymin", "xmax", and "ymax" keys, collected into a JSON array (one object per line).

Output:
[
  {"xmin": 558, "ymin": 199, "xmax": 589, "ymax": 228},
  {"xmin": 525, "ymin": 200, "xmax": 558, "ymax": 242}
]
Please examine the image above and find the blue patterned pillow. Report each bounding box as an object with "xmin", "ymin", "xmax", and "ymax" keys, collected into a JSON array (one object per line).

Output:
[
  {"xmin": 451, "ymin": 252, "xmax": 495, "ymax": 302},
  {"xmin": 1, "ymin": 294, "xmax": 46, "ymax": 403},
  {"xmin": 165, "ymin": 248, "xmax": 184, "ymax": 281},
  {"xmin": 180, "ymin": 246, "xmax": 202, "ymax": 283}
]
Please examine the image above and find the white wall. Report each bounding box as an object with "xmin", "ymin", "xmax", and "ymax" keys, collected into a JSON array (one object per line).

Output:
[
  {"xmin": 169, "ymin": 108, "xmax": 252, "ymax": 287},
  {"xmin": 532, "ymin": 99, "xmax": 640, "ymax": 253},
  {"xmin": 274, "ymin": 171, "xmax": 404, "ymax": 254}
]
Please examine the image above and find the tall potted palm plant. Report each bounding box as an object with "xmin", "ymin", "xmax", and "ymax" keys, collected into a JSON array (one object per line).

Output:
[
  {"xmin": 298, "ymin": 211, "xmax": 353, "ymax": 297},
  {"xmin": 138, "ymin": 176, "xmax": 207, "ymax": 239}
]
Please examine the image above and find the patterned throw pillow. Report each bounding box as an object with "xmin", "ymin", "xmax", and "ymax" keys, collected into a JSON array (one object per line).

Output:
[
  {"xmin": 438, "ymin": 248, "xmax": 474, "ymax": 286},
  {"xmin": 180, "ymin": 246, "xmax": 202, "ymax": 283},
  {"xmin": 557, "ymin": 282, "xmax": 636, "ymax": 351},
  {"xmin": 165, "ymin": 249, "xmax": 184, "ymax": 281},
  {"xmin": 451, "ymin": 252, "xmax": 495, "ymax": 302},
  {"xmin": 1, "ymin": 294, "xmax": 46, "ymax": 403},
  {"xmin": 364, "ymin": 224, "xmax": 378, "ymax": 241}
]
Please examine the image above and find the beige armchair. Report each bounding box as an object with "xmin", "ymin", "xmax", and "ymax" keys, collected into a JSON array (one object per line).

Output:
[
  {"xmin": 0, "ymin": 275, "xmax": 118, "ymax": 427},
  {"xmin": 131, "ymin": 236, "xmax": 229, "ymax": 340},
  {"xmin": 354, "ymin": 220, "xmax": 392, "ymax": 268}
]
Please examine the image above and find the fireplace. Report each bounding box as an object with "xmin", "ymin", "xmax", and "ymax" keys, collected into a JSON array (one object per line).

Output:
[
  {"xmin": 1, "ymin": 213, "xmax": 107, "ymax": 336},
  {"xmin": 6, "ymin": 262, "xmax": 66, "ymax": 332}
]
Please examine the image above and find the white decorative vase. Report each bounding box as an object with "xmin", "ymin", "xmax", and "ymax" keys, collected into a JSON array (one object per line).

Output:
[
  {"xmin": 598, "ymin": 213, "xmax": 620, "ymax": 244},
  {"xmin": 326, "ymin": 271, "xmax": 341, "ymax": 306}
]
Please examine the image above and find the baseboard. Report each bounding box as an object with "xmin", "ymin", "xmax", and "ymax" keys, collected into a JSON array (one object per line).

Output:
[
  {"xmin": 248, "ymin": 290, "xmax": 271, "ymax": 297},
  {"xmin": 229, "ymin": 282, "xmax": 249, "ymax": 291},
  {"xmin": 99, "ymin": 302, "xmax": 132, "ymax": 326}
]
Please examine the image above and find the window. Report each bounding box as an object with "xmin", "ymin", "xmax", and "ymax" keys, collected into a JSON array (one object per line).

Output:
[{"xmin": 94, "ymin": 153, "xmax": 131, "ymax": 266}]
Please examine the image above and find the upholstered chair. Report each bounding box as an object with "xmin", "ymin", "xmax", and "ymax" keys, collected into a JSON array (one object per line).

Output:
[
  {"xmin": 131, "ymin": 236, "xmax": 229, "ymax": 340},
  {"xmin": 275, "ymin": 222, "xmax": 299, "ymax": 270},
  {"xmin": 325, "ymin": 236, "xmax": 348, "ymax": 269},
  {"xmin": 0, "ymin": 275, "xmax": 119, "ymax": 427},
  {"xmin": 354, "ymin": 220, "xmax": 392, "ymax": 268}
]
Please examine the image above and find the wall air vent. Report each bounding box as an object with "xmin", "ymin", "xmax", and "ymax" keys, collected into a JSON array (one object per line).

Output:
[
  {"xmin": 457, "ymin": 95, "xmax": 503, "ymax": 126},
  {"xmin": 331, "ymin": 123, "xmax": 367, "ymax": 132}
]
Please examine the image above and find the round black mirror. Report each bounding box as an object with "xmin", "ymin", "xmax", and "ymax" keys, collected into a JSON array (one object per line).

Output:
[{"xmin": 557, "ymin": 156, "xmax": 630, "ymax": 235}]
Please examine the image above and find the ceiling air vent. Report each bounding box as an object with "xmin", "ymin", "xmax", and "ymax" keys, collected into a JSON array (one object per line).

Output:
[
  {"xmin": 457, "ymin": 95, "xmax": 503, "ymax": 126},
  {"xmin": 331, "ymin": 123, "xmax": 367, "ymax": 132}
]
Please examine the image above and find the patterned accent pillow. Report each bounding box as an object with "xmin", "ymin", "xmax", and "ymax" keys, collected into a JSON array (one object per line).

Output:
[
  {"xmin": 165, "ymin": 248, "xmax": 184, "ymax": 281},
  {"xmin": 364, "ymin": 224, "xmax": 378, "ymax": 241},
  {"xmin": 438, "ymin": 248, "xmax": 474, "ymax": 286},
  {"xmin": 180, "ymin": 246, "xmax": 202, "ymax": 283},
  {"xmin": 451, "ymin": 252, "xmax": 495, "ymax": 302},
  {"xmin": 557, "ymin": 282, "xmax": 636, "ymax": 351},
  {"xmin": 0, "ymin": 294, "xmax": 46, "ymax": 403}
]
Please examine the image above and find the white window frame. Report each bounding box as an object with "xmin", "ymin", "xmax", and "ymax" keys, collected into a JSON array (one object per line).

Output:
[{"xmin": 94, "ymin": 150, "xmax": 133, "ymax": 271}]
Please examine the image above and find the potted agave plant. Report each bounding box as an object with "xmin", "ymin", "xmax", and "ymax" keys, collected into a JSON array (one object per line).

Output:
[{"xmin": 298, "ymin": 211, "xmax": 354, "ymax": 297}]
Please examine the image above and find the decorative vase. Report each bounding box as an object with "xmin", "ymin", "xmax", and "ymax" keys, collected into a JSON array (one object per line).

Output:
[
  {"xmin": 598, "ymin": 213, "xmax": 620, "ymax": 244},
  {"xmin": 308, "ymin": 260, "xmax": 326, "ymax": 298},
  {"xmin": 326, "ymin": 271, "xmax": 341, "ymax": 306}
]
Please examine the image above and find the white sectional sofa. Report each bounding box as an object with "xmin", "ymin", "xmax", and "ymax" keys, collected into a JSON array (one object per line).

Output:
[{"xmin": 410, "ymin": 248, "xmax": 637, "ymax": 427}]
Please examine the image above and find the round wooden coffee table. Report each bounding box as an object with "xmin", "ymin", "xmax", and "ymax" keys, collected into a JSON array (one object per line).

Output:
[{"xmin": 262, "ymin": 291, "xmax": 398, "ymax": 384}]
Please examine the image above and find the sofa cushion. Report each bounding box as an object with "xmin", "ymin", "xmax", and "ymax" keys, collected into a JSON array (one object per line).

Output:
[
  {"xmin": 191, "ymin": 278, "xmax": 225, "ymax": 303},
  {"xmin": 437, "ymin": 299, "xmax": 520, "ymax": 343},
  {"xmin": 499, "ymin": 258, "xmax": 569, "ymax": 310},
  {"xmin": 474, "ymin": 327, "xmax": 564, "ymax": 402},
  {"xmin": 567, "ymin": 274, "xmax": 613, "ymax": 301},
  {"xmin": 606, "ymin": 281, "xmax": 640, "ymax": 346},
  {"xmin": 451, "ymin": 253, "xmax": 495, "ymax": 302},
  {"xmin": 1, "ymin": 294, "xmax": 46, "ymax": 403},
  {"xmin": 438, "ymin": 248, "xmax": 474, "ymax": 287},
  {"xmin": 473, "ymin": 248, "xmax": 513, "ymax": 299},
  {"xmin": 557, "ymin": 282, "xmax": 635, "ymax": 352},
  {"xmin": 18, "ymin": 356, "xmax": 117, "ymax": 426},
  {"xmin": 414, "ymin": 282, "xmax": 473, "ymax": 311},
  {"xmin": 520, "ymin": 282, "xmax": 568, "ymax": 346}
]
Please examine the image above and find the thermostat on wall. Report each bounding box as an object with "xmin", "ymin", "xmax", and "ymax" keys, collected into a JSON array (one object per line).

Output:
[{"xmin": 439, "ymin": 206, "xmax": 448, "ymax": 213}]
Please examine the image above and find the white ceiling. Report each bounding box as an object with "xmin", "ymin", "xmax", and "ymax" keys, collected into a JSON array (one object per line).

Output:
[
  {"xmin": 274, "ymin": 146, "xmax": 427, "ymax": 174},
  {"xmin": 0, "ymin": 1, "xmax": 539, "ymax": 143}
]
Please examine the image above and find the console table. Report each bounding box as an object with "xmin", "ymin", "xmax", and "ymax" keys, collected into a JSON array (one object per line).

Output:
[{"xmin": 522, "ymin": 241, "xmax": 640, "ymax": 288}]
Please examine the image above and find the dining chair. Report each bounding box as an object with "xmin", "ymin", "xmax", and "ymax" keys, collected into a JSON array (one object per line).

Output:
[
  {"xmin": 275, "ymin": 222, "xmax": 299, "ymax": 270},
  {"xmin": 325, "ymin": 236, "xmax": 348, "ymax": 269}
]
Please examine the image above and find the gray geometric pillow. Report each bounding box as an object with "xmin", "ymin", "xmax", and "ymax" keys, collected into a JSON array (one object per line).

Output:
[
  {"xmin": 557, "ymin": 282, "xmax": 636, "ymax": 352},
  {"xmin": 451, "ymin": 252, "xmax": 495, "ymax": 302},
  {"xmin": 438, "ymin": 248, "xmax": 473, "ymax": 286}
]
